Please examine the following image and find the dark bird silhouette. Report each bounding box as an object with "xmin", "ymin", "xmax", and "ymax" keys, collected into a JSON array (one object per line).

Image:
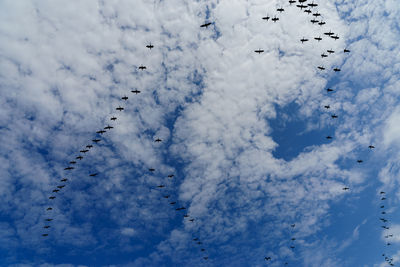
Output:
[
  {"xmin": 163, "ymin": 195, "xmax": 170, "ymax": 198},
  {"xmin": 64, "ymin": 167, "xmax": 74, "ymax": 170},
  {"xmin": 311, "ymin": 19, "xmax": 319, "ymax": 24},
  {"xmin": 104, "ymin": 125, "xmax": 114, "ymax": 130},
  {"xmin": 271, "ymin": 16, "xmax": 279, "ymax": 22},
  {"xmin": 333, "ymin": 68, "xmax": 341, "ymax": 72},
  {"xmin": 92, "ymin": 139, "xmax": 101, "ymax": 143},
  {"xmin": 86, "ymin": 145, "xmax": 93, "ymax": 149},
  {"xmin": 52, "ymin": 189, "xmax": 59, "ymax": 193},
  {"xmin": 321, "ymin": 53, "xmax": 328, "ymax": 58},
  {"xmin": 324, "ymin": 31, "xmax": 334, "ymax": 36},
  {"xmin": 61, "ymin": 178, "xmax": 68, "ymax": 182},
  {"xmin": 317, "ymin": 66, "xmax": 325, "ymax": 70},
  {"xmin": 138, "ymin": 65, "xmax": 147, "ymax": 70},
  {"xmin": 80, "ymin": 149, "xmax": 89, "ymax": 153},
  {"xmin": 324, "ymin": 105, "xmax": 330, "ymax": 109},
  {"xmin": 331, "ymin": 115, "xmax": 338, "ymax": 118},
  {"xmin": 326, "ymin": 136, "xmax": 333, "ymax": 139},
  {"xmin": 343, "ymin": 187, "xmax": 350, "ymax": 190},
  {"xmin": 146, "ymin": 43, "xmax": 154, "ymax": 49},
  {"xmin": 254, "ymin": 49, "xmax": 264, "ymax": 54},
  {"xmin": 327, "ymin": 49, "xmax": 335, "ymax": 54},
  {"xmin": 89, "ymin": 173, "xmax": 98, "ymax": 177},
  {"xmin": 57, "ymin": 185, "xmax": 65, "ymax": 189},
  {"xmin": 318, "ymin": 21, "xmax": 326, "ymax": 26},
  {"xmin": 49, "ymin": 196, "xmax": 56, "ymax": 199},
  {"xmin": 110, "ymin": 116, "xmax": 117, "ymax": 121},
  {"xmin": 168, "ymin": 174, "xmax": 174, "ymax": 178},
  {"xmin": 314, "ymin": 36, "xmax": 322, "ymax": 41},
  {"xmin": 344, "ymin": 49, "xmax": 350, "ymax": 53},
  {"xmin": 131, "ymin": 89, "xmax": 141, "ymax": 94},
  {"xmin": 369, "ymin": 145, "xmax": 375, "ymax": 149},
  {"xmin": 357, "ymin": 160, "xmax": 363, "ymax": 163},
  {"xmin": 42, "ymin": 234, "xmax": 48, "ymax": 237},
  {"xmin": 96, "ymin": 130, "xmax": 106, "ymax": 134},
  {"xmin": 69, "ymin": 161, "xmax": 76, "ymax": 164},
  {"xmin": 155, "ymin": 138, "xmax": 162, "ymax": 142},
  {"xmin": 200, "ymin": 22, "xmax": 212, "ymax": 28},
  {"xmin": 331, "ymin": 35, "xmax": 339, "ymax": 40},
  {"xmin": 76, "ymin": 155, "xmax": 83, "ymax": 160},
  {"xmin": 121, "ymin": 96, "xmax": 128, "ymax": 101},
  {"xmin": 326, "ymin": 88, "xmax": 334, "ymax": 92},
  {"xmin": 116, "ymin": 106, "xmax": 124, "ymax": 111},
  {"xmin": 262, "ymin": 15, "xmax": 270, "ymax": 21},
  {"xmin": 149, "ymin": 168, "xmax": 155, "ymax": 172},
  {"xmin": 277, "ymin": 7, "xmax": 285, "ymax": 12},
  {"xmin": 45, "ymin": 218, "xmax": 53, "ymax": 221},
  {"xmin": 47, "ymin": 207, "xmax": 52, "ymax": 211},
  {"xmin": 300, "ymin": 37, "xmax": 309, "ymax": 43}
]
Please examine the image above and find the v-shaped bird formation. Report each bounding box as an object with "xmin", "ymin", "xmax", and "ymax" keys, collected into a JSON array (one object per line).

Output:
[{"xmin": 40, "ymin": 0, "xmax": 391, "ymax": 265}]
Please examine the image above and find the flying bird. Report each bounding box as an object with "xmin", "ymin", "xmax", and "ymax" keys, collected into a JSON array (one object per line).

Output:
[
  {"xmin": 121, "ymin": 96, "xmax": 128, "ymax": 101},
  {"xmin": 131, "ymin": 89, "xmax": 141, "ymax": 94},
  {"xmin": 146, "ymin": 43, "xmax": 154, "ymax": 49},
  {"xmin": 254, "ymin": 49, "xmax": 264, "ymax": 54},
  {"xmin": 138, "ymin": 65, "xmax": 147, "ymax": 70},
  {"xmin": 116, "ymin": 106, "xmax": 124, "ymax": 111},
  {"xmin": 200, "ymin": 22, "xmax": 212, "ymax": 28}
]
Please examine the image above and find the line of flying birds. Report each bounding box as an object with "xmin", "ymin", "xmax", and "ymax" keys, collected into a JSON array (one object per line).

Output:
[
  {"xmin": 42, "ymin": 38, "xmax": 210, "ymax": 262},
  {"xmin": 254, "ymin": 0, "xmax": 385, "ymax": 265}
]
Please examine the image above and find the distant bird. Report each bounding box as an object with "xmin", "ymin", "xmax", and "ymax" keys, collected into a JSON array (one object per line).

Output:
[
  {"xmin": 318, "ymin": 21, "xmax": 326, "ymax": 26},
  {"xmin": 277, "ymin": 7, "xmax": 285, "ymax": 12},
  {"xmin": 131, "ymin": 89, "xmax": 141, "ymax": 94},
  {"xmin": 42, "ymin": 234, "xmax": 48, "ymax": 237},
  {"xmin": 369, "ymin": 145, "xmax": 375, "ymax": 149},
  {"xmin": 168, "ymin": 174, "xmax": 174, "ymax": 178},
  {"xmin": 49, "ymin": 196, "xmax": 56, "ymax": 199},
  {"xmin": 262, "ymin": 15, "xmax": 270, "ymax": 21},
  {"xmin": 300, "ymin": 37, "xmax": 309, "ymax": 43},
  {"xmin": 92, "ymin": 139, "xmax": 101, "ymax": 143},
  {"xmin": 271, "ymin": 16, "xmax": 279, "ymax": 22},
  {"xmin": 163, "ymin": 195, "xmax": 170, "ymax": 198},
  {"xmin": 80, "ymin": 149, "xmax": 89, "ymax": 153},
  {"xmin": 265, "ymin": 257, "xmax": 271, "ymax": 261},
  {"xmin": 344, "ymin": 49, "xmax": 350, "ymax": 53},
  {"xmin": 314, "ymin": 36, "xmax": 322, "ymax": 41},
  {"xmin": 157, "ymin": 185, "xmax": 165, "ymax": 188},
  {"xmin": 326, "ymin": 136, "xmax": 333, "ymax": 139},
  {"xmin": 96, "ymin": 130, "xmax": 106, "ymax": 134},
  {"xmin": 254, "ymin": 49, "xmax": 264, "ymax": 54},
  {"xmin": 104, "ymin": 125, "xmax": 114, "ymax": 130},
  {"xmin": 89, "ymin": 173, "xmax": 98, "ymax": 177},
  {"xmin": 326, "ymin": 88, "xmax": 334, "ymax": 92},
  {"xmin": 146, "ymin": 43, "xmax": 154, "ymax": 49},
  {"xmin": 321, "ymin": 53, "xmax": 328, "ymax": 58},
  {"xmin": 331, "ymin": 115, "xmax": 338, "ymax": 118},
  {"xmin": 86, "ymin": 145, "xmax": 93, "ymax": 149},
  {"xmin": 57, "ymin": 185, "xmax": 65, "ymax": 189},
  {"xmin": 155, "ymin": 138, "xmax": 162, "ymax": 142},
  {"xmin": 327, "ymin": 49, "xmax": 335, "ymax": 54},
  {"xmin": 121, "ymin": 96, "xmax": 128, "ymax": 101},
  {"xmin": 291, "ymin": 224, "xmax": 295, "ymax": 228},
  {"xmin": 69, "ymin": 161, "xmax": 76, "ymax": 164},
  {"xmin": 170, "ymin": 202, "xmax": 176, "ymax": 205},
  {"xmin": 343, "ymin": 187, "xmax": 350, "ymax": 190},
  {"xmin": 60, "ymin": 178, "xmax": 68, "ymax": 182},
  {"xmin": 64, "ymin": 166, "xmax": 74, "ymax": 170},
  {"xmin": 331, "ymin": 35, "xmax": 339, "ymax": 40},
  {"xmin": 110, "ymin": 116, "xmax": 117, "ymax": 121},
  {"xmin": 45, "ymin": 218, "xmax": 53, "ymax": 221},
  {"xmin": 52, "ymin": 189, "xmax": 59, "ymax": 193},
  {"xmin": 317, "ymin": 66, "xmax": 325, "ymax": 70},
  {"xmin": 357, "ymin": 160, "xmax": 363, "ymax": 163},
  {"xmin": 149, "ymin": 168, "xmax": 155, "ymax": 172},
  {"xmin": 333, "ymin": 68, "xmax": 341, "ymax": 72},
  {"xmin": 138, "ymin": 65, "xmax": 147, "ymax": 70},
  {"xmin": 47, "ymin": 207, "xmax": 52, "ymax": 211},
  {"xmin": 324, "ymin": 105, "xmax": 330, "ymax": 109},
  {"xmin": 76, "ymin": 155, "xmax": 83, "ymax": 160},
  {"xmin": 324, "ymin": 31, "xmax": 334, "ymax": 36},
  {"xmin": 116, "ymin": 106, "xmax": 124, "ymax": 111},
  {"xmin": 200, "ymin": 22, "xmax": 212, "ymax": 28}
]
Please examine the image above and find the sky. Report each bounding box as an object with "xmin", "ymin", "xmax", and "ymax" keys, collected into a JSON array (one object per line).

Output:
[{"xmin": 1, "ymin": 0, "xmax": 400, "ymax": 266}]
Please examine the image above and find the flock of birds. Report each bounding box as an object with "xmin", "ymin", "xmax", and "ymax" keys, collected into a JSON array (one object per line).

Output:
[{"xmin": 38, "ymin": 0, "xmax": 393, "ymax": 265}]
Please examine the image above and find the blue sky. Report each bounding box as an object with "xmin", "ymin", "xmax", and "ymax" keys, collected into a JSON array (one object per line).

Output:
[{"xmin": 1, "ymin": 0, "xmax": 400, "ymax": 266}]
